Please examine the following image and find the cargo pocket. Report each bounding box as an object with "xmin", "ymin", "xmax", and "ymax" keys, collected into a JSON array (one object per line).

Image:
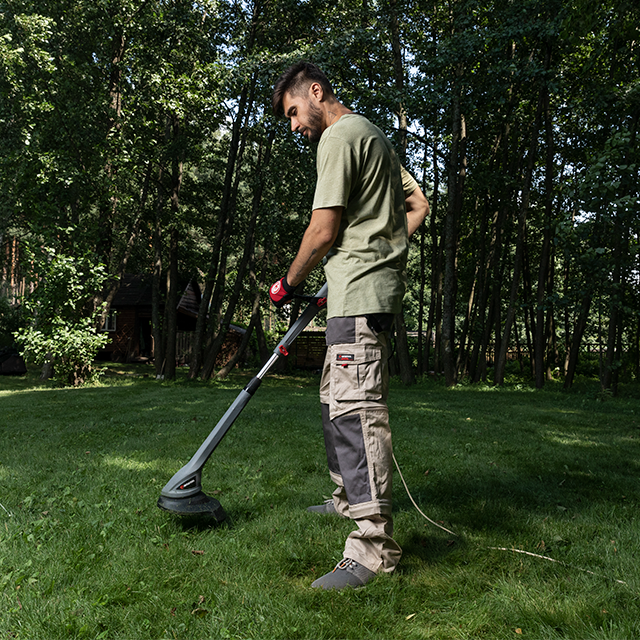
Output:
[{"xmin": 330, "ymin": 344, "xmax": 384, "ymax": 403}]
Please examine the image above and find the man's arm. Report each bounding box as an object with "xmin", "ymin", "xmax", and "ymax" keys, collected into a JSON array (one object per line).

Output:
[
  {"xmin": 286, "ymin": 206, "xmax": 343, "ymax": 287},
  {"xmin": 405, "ymin": 185, "xmax": 430, "ymax": 237}
]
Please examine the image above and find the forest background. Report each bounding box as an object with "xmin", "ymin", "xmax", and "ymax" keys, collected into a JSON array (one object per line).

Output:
[{"xmin": 0, "ymin": 0, "xmax": 638, "ymax": 391}]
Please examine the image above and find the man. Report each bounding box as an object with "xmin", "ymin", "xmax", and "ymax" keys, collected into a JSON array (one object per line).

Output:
[{"xmin": 270, "ymin": 62, "xmax": 429, "ymax": 590}]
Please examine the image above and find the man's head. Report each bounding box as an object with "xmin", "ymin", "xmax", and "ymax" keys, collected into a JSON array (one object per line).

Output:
[
  {"xmin": 272, "ymin": 62, "xmax": 334, "ymax": 117},
  {"xmin": 272, "ymin": 62, "xmax": 338, "ymax": 143}
]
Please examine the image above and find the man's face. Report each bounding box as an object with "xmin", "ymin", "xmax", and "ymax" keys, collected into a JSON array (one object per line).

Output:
[{"xmin": 283, "ymin": 87, "xmax": 324, "ymax": 143}]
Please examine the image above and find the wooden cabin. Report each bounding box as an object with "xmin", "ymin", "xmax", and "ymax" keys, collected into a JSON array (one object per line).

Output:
[{"xmin": 99, "ymin": 275, "xmax": 246, "ymax": 367}]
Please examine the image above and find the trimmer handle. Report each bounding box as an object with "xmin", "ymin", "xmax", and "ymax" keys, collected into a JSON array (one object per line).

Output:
[{"xmin": 275, "ymin": 282, "xmax": 327, "ymax": 357}]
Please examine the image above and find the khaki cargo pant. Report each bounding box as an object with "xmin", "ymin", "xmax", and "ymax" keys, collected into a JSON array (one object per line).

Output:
[{"xmin": 319, "ymin": 315, "xmax": 402, "ymax": 574}]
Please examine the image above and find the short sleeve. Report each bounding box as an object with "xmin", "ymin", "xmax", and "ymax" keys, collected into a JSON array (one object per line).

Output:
[
  {"xmin": 400, "ymin": 166, "xmax": 418, "ymax": 198},
  {"xmin": 312, "ymin": 131, "xmax": 357, "ymax": 211}
]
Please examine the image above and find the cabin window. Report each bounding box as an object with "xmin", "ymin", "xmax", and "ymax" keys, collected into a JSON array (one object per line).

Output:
[{"xmin": 103, "ymin": 310, "xmax": 117, "ymax": 332}]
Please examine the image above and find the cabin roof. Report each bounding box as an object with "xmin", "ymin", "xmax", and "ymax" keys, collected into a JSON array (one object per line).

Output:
[
  {"xmin": 112, "ymin": 274, "xmax": 153, "ymax": 307},
  {"xmin": 111, "ymin": 275, "xmax": 202, "ymax": 312}
]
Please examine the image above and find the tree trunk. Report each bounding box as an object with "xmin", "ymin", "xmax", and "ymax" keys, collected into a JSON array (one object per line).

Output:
[
  {"xmin": 98, "ymin": 162, "xmax": 153, "ymax": 330},
  {"xmin": 563, "ymin": 259, "xmax": 571, "ymax": 378},
  {"xmin": 417, "ymin": 209, "xmax": 427, "ymax": 376},
  {"xmin": 494, "ymin": 221, "xmax": 527, "ymax": 386},
  {"xmin": 163, "ymin": 226, "xmax": 179, "ymax": 379},
  {"xmin": 600, "ymin": 111, "xmax": 637, "ymax": 394},
  {"xmin": 469, "ymin": 200, "xmax": 496, "ymax": 382},
  {"xmin": 522, "ymin": 233, "xmax": 536, "ymax": 378},
  {"xmin": 152, "ymin": 159, "xmax": 165, "ymax": 378},
  {"xmin": 394, "ymin": 312, "xmax": 415, "ymax": 385},
  {"xmin": 545, "ymin": 297, "xmax": 558, "ymax": 381},
  {"xmin": 417, "ymin": 143, "xmax": 429, "ymax": 375},
  {"xmin": 456, "ymin": 263, "xmax": 477, "ymax": 378},
  {"xmin": 433, "ymin": 257, "xmax": 444, "ymax": 375},
  {"xmin": 424, "ymin": 130, "xmax": 441, "ymax": 374},
  {"xmin": 467, "ymin": 196, "xmax": 489, "ymax": 381},
  {"xmin": 388, "ymin": 0, "xmax": 415, "ymax": 383},
  {"xmin": 389, "ymin": 0, "xmax": 407, "ymax": 162},
  {"xmin": 494, "ymin": 93, "xmax": 544, "ymax": 386},
  {"xmin": 208, "ymin": 78, "xmax": 258, "ymax": 347},
  {"xmin": 443, "ymin": 75, "xmax": 465, "ymax": 386},
  {"xmin": 534, "ymin": 46, "xmax": 554, "ymax": 388},
  {"xmin": 564, "ymin": 293, "xmax": 593, "ymax": 389},
  {"xmin": 474, "ymin": 202, "xmax": 509, "ymax": 383},
  {"xmin": 216, "ymin": 270, "xmax": 263, "ymax": 379},
  {"xmin": 162, "ymin": 116, "xmax": 183, "ymax": 380},
  {"xmin": 200, "ymin": 128, "xmax": 273, "ymax": 379},
  {"xmin": 189, "ymin": 80, "xmax": 256, "ymax": 378},
  {"xmin": 98, "ymin": 31, "xmax": 127, "ymax": 268},
  {"xmin": 601, "ymin": 215, "xmax": 624, "ymax": 393},
  {"xmin": 255, "ymin": 310, "xmax": 270, "ymax": 366}
]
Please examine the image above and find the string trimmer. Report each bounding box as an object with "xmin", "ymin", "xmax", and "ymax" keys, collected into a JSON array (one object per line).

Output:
[{"xmin": 157, "ymin": 283, "xmax": 328, "ymax": 521}]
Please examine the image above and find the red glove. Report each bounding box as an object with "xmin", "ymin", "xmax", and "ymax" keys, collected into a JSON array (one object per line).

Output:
[{"xmin": 269, "ymin": 276, "xmax": 295, "ymax": 308}]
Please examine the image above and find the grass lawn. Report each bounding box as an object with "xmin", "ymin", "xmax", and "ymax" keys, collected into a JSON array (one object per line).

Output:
[{"xmin": 1, "ymin": 364, "xmax": 640, "ymax": 639}]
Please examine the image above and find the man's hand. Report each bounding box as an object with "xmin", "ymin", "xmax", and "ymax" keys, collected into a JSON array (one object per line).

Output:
[{"xmin": 269, "ymin": 276, "xmax": 296, "ymax": 308}]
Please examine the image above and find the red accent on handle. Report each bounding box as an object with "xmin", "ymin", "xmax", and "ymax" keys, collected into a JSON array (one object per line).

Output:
[
  {"xmin": 317, "ymin": 297, "xmax": 327, "ymax": 308},
  {"xmin": 279, "ymin": 345, "xmax": 289, "ymax": 356}
]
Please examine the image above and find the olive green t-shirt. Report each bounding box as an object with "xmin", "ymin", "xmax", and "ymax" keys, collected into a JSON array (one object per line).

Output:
[{"xmin": 312, "ymin": 114, "xmax": 415, "ymax": 318}]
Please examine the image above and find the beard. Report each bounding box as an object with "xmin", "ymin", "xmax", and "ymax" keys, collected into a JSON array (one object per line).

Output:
[{"xmin": 306, "ymin": 101, "xmax": 324, "ymax": 143}]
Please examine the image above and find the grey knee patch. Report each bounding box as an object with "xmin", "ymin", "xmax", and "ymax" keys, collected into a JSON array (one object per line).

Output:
[{"xmin": 332, "ymin": 412, "xmax": 372, "ymax": 505}]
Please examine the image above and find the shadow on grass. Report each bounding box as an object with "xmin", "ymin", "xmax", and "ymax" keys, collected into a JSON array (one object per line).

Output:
[
  {"xmin": 397, "ymin": 532, "xmax": 463, "ymax": 573},
  {"xmin": 164, "ymin": 512, "xmax": 233, "ymax": 532},
  {"xmin": 390, "ymin": 385, "xmax": 640, "ymax": 545}
]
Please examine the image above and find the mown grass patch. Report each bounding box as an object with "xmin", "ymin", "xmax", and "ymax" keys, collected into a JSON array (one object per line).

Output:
[{"xmin": 1, "ymin": 366, "xmax": 639, "ymax": 638}]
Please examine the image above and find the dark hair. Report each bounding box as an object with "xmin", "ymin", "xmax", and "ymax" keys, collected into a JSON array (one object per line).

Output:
[{"xmin": 272, "ymin": 62, "xmax": 334, "ymax": 116}]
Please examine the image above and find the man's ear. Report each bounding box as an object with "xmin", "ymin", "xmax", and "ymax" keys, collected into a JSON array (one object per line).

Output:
[{"xmin": 309, "ymin": 81, "xmax": 324, "ymax": 103}]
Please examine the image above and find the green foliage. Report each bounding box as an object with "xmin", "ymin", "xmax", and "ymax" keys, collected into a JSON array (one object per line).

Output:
[
  {"xmin": 13, "ymin": 251, "xmax": 109, "ymax": 385},
  {"xmin": 1, "ymin": 0, "xmax": 639, "ymax": 389},
  {"xmin": 15, "ymin": 316, "xmax": 108, "ymax": 385}
]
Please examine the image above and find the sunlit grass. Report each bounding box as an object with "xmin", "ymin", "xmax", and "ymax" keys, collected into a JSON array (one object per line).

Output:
[{"xmin": 1, "ymin": 366, "xmax": 639, "ymax": 638}]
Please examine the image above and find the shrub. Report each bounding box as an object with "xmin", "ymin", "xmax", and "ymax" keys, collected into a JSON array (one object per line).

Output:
[
  {"xmin": 15, "ymin": 316, "xmax": 108, "ymax": 385},
  {"xmin": 13, "ymin": 252, "xmax": 109, "ymax": 386}
]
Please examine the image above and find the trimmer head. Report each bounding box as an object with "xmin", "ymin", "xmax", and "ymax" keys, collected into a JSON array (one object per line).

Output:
[{"xmin": 157, "ymin": 491, "xmax": 226, "ymax": 522}]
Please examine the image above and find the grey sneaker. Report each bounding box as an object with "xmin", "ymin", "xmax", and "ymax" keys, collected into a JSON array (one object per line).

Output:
[
  {"xmin": 311, "ymin": 558, "xmax": 376, "ymax": 590},
  {"xmin": 307, "ymin": 499, "xmax": 342, "ymax": 516}
]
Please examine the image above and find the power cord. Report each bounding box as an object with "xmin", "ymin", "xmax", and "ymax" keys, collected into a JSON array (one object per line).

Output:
[
  {"xmin": 392, "ymin": 453, "xmax": 627, "ymax": 584},
  {"xmin": 392, "ymin": 453, "xmax": 457, "ymax": 536}
]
